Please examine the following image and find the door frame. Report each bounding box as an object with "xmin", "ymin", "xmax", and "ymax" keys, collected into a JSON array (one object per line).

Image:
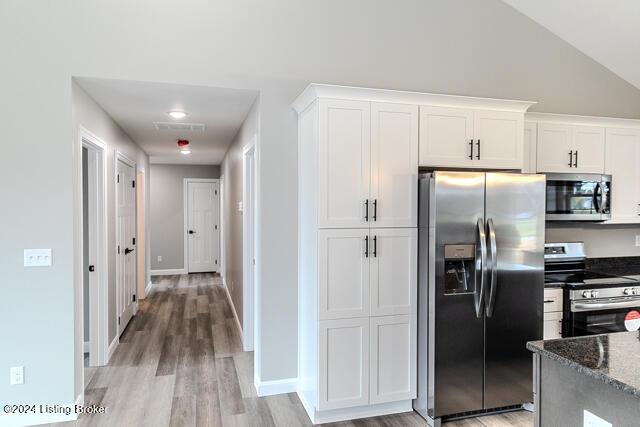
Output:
[
  {"xmin": 115, "ymin": 151, "xmax": 138, "ymax": 337},
  {"xmin": 183, "ymin": 178, "xmax": 220, "ymax": 273},
  {"xmin": 219, "ymin": 174, "xmax": 226, "ymax": 281},
  {"xmin": 78, "ymin": 126, "xmax": 109, "ymax": 367},
  {"xmin": 242, "ymin": 136, "xmax": 258, "ymax": 352}
]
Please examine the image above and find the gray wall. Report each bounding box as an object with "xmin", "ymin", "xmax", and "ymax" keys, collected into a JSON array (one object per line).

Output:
[
  {"xmin": 221, "ymin": 99, "xmax": 260, "ymax": 329},
  {"xmin": 150, "ymin": 164, "xmax": 220, "ymax": 271},
  {"xmin": 547, "ymin": 224, "xmax": 640, "ymax": 258},
  {"xmin": 5, "ymin": 0, "xmax": 640, "ymax": 410}
]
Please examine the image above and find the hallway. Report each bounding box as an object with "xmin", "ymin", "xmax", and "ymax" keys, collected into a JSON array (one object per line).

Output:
[{"xmin": 55, "ymin": 273, "xmax": 530, "ymax": 427}]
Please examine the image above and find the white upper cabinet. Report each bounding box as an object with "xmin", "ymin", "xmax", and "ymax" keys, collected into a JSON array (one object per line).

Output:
[
  {"xmin": 419, "ymin": 106, "xmax": 474, "ymax": 168},
  {"xmin": 473, "ymin": 110, "xmax": 523, "ymax": 169},
  {"xmin": 522, "ymin": 122, "xmax": 537, "ymax": 173},
  {"xmin": 605, "ymin": 128, "xmax": 640, "ymax": 224},
  {"xmin": 536, "ymin": 123, "xmax": 605, "ymax": 173},
  {"xmin": 420, "ymin": 106, "xmax": 524, "ymax": 169},
  {"xmin": 318, "ymin": 99, "xmax": 371, "ymax": 228},
  {"xmin": 370, "ymin": 102, "xmax": 419, "ymax": 228}
]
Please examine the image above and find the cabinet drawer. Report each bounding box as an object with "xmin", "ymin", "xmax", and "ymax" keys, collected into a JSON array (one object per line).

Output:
[
  {"xmin": 543, "ymin": 288, "xmax": 563, "ymax": 313},
  {"xmin": 543, "ymin": 311, "xmax": 563, "ymax": 340}
]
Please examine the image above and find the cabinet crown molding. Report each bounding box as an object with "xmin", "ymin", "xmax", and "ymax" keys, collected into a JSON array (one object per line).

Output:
[
  {"xmin": 526, "ymin": 112, "xmax": 640, "ymax": 129},
  {"xmin": 292, "ymin": 84, "xmax": 536, "ymax": 114}
]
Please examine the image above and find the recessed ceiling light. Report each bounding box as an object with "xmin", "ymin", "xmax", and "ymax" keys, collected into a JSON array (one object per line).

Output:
[
  {"xmin": 180, "ymin": 149, "xmax": 191, "ymax": 155},
  {"xmin": 168, "ymin": 110, "xmax": 188, "ymax": 119}
]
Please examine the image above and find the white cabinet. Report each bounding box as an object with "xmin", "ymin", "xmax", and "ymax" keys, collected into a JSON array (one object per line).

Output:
[
  {"xmin": 419, "ymin": 106, "xmax": 474, "ymax": 168},
  {"xmin": 523, "ymin": 122, "xmax": 537, "ymax": 173},
  {"xmin": 319, "ymin": 99, "xmax": 371, "ymax": 228},
  {"xmin": 605, "ymin": 128, "xmax": 640, "ymax": 223},
  {"xmin": 318, "ymin": 100, "xmax": 418, "ymax": 229},
  {"xmin": 319, "ymin": 318, "xmax": 369, "ymax": 410},
  {"xmin": 370, "ymin": 228, "xmax": 417, "ymax": 316},
  {"xmin": 543, "ymin": 288, "xmax": 563, "ymax": 340},
  {"xmin": 537, "ymin": 123, "xmax": 605, "ymax": 173},
  {"xmin": 370, "ymin": 102, "xmax": 419, "ymax": 228},
  {"xmin": 370, "ymin": 315, "xmax": 416, "ymax": 404},
  {"xmin": 419, "ymin": 106, "xmax": 523, "ymax": 169},
  {"xmin": 319, "ymin": 229, "xmax": 370, "ymax": 320}
]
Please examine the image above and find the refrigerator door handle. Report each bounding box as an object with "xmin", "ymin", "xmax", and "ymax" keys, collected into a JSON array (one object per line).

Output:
[
  {"xmin": 475, "ymin": 218, "xmax": 487, "ymax": 318},
  {"xmin": 485, "ymin": 218, "xmax": 498, "ymax": 317}
]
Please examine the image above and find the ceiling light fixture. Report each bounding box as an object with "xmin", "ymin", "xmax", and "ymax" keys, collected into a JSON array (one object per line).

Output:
[
  {"xmin": 168, "ymin": 110, "xmax": 188, "ymax": 119},
  {"xmin": 180, "ymin": 149, "xmax": 191, "ymax": 155}
]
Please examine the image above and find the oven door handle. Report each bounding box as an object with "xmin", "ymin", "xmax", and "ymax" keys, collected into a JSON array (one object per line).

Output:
[{"xmin": 572, "ymin": 298, "xmax": 640, "ymax": 312}]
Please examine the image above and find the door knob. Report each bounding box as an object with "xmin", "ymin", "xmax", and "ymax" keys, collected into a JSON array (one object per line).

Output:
[{"xmin": 188, "ymin": 230, "xmax": 196, "ymax": 234}]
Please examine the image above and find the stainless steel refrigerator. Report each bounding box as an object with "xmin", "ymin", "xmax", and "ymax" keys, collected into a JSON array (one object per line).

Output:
[{"xmin": 413, "ymin": 171, "xmax": 545, "ymax": 425}]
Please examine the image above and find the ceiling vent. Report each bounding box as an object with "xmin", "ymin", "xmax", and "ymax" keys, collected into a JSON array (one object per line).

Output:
[{"xmin": 153, "ymin": 121, "xmax": 206, "ymax": 132}]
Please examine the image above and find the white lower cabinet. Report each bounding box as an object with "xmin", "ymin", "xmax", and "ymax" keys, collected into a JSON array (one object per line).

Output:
[
  {"xmin": 370, "ymin": 315, "xmax": 416, "ymax": 404},
  {"xmin": 543, "ymin": 288, "xmax": 563, "ymax": 340},
  {"xmin": 319, "ymin": 318, "xmax": 370, "ymax": 410}
]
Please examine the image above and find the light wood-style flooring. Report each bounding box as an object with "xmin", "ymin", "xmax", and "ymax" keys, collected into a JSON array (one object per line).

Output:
[{"xmin": 50, "ymin": 273, "xmax": 532, "ymax": 426}]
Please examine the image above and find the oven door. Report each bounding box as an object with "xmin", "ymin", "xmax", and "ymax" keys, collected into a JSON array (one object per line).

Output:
[
  {"xmin": 569, "ymin": 297, "xmax": 640, "ymax": 336},
  {"xmin": 545, "ymin": 173, "xmax": 611, "ymax": 221}
]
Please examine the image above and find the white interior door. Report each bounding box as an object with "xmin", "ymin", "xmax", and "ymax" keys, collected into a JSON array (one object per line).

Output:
[
  {"xmin": 116, "ymin": 158, "xmax": 136, "ymax": 334},
  {"xmin": 187, "ymin": 180, "xmax": 219, "ymax": 273}
]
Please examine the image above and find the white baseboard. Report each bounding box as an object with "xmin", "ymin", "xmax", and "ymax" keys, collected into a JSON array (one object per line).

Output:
[
  {"xmin": 299, "ymin": 397, "xmax": 412, "ymax": 425},
  {"xmin": 223, "ymin": 281, "xmax": 244, "ymax": 345},
  {"xmin": 83, "ymin": 341, "xmax": 90, "ymax": 353},
  {"xmin": 150, "ymin": 268, "xmax": 186, "ymax": 276},
  {"xmin": 107, "ymin": 335, "xmax": 119, "ymax": 363},
  {"xmin": 144, "ymin": 281, "xmax": 153, "ymax": 298},
  {"xmin": 254, "ymin": 376, "xmax": 298, "ymax": 397}
]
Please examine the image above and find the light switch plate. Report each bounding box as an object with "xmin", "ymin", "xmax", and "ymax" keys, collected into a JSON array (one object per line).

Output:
[
  {"xmin": 24, "ymin": 249, "xmax": 52, "ymax": 267},
  {"xmin": 636, "ymin": 235, "xmax": 640, "ymax": 247},
  {"xmin": 238, "ymin": 201, "xmax": 243, "ymax": 212},
  {"xmin": 157, "ymin": 255, "xmax": 162, "ymax": 262},
  {"xmin": 10, "ymin": 366, "xmax": 24, "ymax": 385},
  {"xmin": 584, "ymin": 410, "xmax": 611, "ymax": 427}
]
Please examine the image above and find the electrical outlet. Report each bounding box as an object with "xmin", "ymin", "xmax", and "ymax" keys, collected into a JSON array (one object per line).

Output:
[
  {"xmin": 238, "ymin": 201, "xmax": 243, "ymax": 213},
  {"xmin": 636, "ymin": 236, "xmax": 640, "ymax": 247},
  {"xmin": 157, "ymin": 255, "xmax": 162, "ymax": 262},
  {"xmin": 10, "ymin": 366, "xmax": 24, "ymax": 385},
  {"xmin": 24, "ymin": 249, "xmax": 52, "ymax": 267},
  {"xmin": 584, "ymin": 410, "xmax": 611, "ymax": 427}
]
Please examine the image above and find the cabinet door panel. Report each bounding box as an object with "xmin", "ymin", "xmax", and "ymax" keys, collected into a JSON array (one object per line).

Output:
[
  {"xmin": 523, "ymin": 122, "xmax": 537, "ymax": 173},
  {"xmin": 419, "ymin": 106, "xmax": 474, "ymax": 168},
  {"xmin": 370, "ymin": 315, "xmax": 416, "ymax": 404},
  {"xmin": 573, "ymin": 126, "xmax": 605, "ymax": 173},
  {"xmin": 319, "ymin": 229, "xmax": 370, "ymax": 319},
  {"xmin": 370, "ymin": 102, "xmax": 418, "ymax": 228},
  {"xmin": 536, "ymin": 123, "xmax": 574, "ymax": 173},
  {"xmin": 319, "ymin": 318, "xmax": 369, "ymax": 410},
  {"xmin": 370, "ymin": 228, "xmax": 417, "ymax": 316},
  {"xmin": 473, "ymin": 110, "xmax": 523, "ymax": 169},
  {"xmin": 319, "ymin": 99, "xmax": 370, "ymax": 228},
  {"xmin": 605, "ymin": 128, "xmax": 640, "ymax": 223}
]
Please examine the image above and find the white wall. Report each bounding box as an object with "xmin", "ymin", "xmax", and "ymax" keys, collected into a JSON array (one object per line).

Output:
[
  {"xmin": 4, "ymin": 0, "xmax": 640, "ymax": 415},
  {"xmin": 71, "ymin": 81, "xmax": 150, "ymax": 400}
]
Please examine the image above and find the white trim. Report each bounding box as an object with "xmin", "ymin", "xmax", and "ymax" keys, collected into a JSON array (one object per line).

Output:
[
  {"xmin": 526, "ymin": 111, "xmax": 640, "ymax": 129},
  {"xmin": 219, "ymin": 174, "xmax": 226, "ymax": 281},
  {"xmin": 107, "ymin": 335, "xmax": 119, "ymax": 363},
  {"xmin": 242, "ymin": 137, "xmax": 257, "ymax": 352},
  {"xmin": 183, "ymin": 178, "xmax": 220, "ymax": 274},
  {"xmin": 75, "ymin": 393, "xmax": 84, "ymax": 407},
  {"xmin": 145, "ymin": 280, "xmax": 153, "ymax": 298},
  {"xmin": 254, "ymin": 376, "xmax": 298, "ymax": 397},
  {"xmin": 150, "ymin": 268, "xmax": 187, "ymax": 276},
  {"xmin": 292, "ymin": 83, "xmax": 536, "ymax": 114},
  {"xmin": 78, "ymin": 126, "xmax": 109, "ymax": 372},
  {"xmin": 223, "ymin": 279, "xmax": 244, "ymax": 343},
  {"xmin": 299, "ymin": 399, "xmax": 413, "ymax": 425}
]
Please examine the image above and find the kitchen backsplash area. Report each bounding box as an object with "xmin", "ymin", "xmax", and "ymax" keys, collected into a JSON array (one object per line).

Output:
[{"xmin": 546, "ymin": 223, "xmax": 640, "ymax": 258}]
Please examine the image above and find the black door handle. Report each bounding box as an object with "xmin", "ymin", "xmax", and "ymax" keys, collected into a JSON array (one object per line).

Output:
[
  {"xmin": 188, "ymin": 230, "xmax": 196, "ymax": 234},
  {"xmin": 476, "ymin": 139, "xmax": 481, "ymax": 160},
  {"xmin": 568, "ymin": 150, "xmax": 573, "ymax": 167},
  {"xmin": 88, "ymin": 265, "xmax": 95, "ymax": 272},
  {"xmin": 469, "ymin": 139, "xmax": 474, "ymax": 160},
  {"xmin": 124, "ymin": 248, "xmax": 134, "ymax": 255}
]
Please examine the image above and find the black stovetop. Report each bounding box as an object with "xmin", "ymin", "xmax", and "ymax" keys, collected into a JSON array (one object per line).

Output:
[{"xmin": 544, "ymin": 270, "xmax": 638, "ymax": 289}]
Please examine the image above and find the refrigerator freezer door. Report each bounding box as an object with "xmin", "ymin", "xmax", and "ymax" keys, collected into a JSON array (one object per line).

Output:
[
  {"xmin": 432, "ymin": 171, "xmax": 486, "ymax": 417},
  {"xmin": 484, "ymin": 172, "xmax": 545, "ymax": 409}
]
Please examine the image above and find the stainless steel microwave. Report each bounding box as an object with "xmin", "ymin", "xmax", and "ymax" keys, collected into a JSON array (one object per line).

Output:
[{"xmin": 545, "ymin": 173, "xmax": 611, "ymax": 221}]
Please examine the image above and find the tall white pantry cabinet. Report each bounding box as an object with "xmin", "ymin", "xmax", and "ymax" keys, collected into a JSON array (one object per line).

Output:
[{"xmin": 295, "ymin": 87, "xmax": 419, "ymax": 424}]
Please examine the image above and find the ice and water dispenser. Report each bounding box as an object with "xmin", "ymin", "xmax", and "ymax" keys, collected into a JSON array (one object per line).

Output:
[{"xmin": 443, "ymin": 244, "xmax": 476, "ymax": 295}]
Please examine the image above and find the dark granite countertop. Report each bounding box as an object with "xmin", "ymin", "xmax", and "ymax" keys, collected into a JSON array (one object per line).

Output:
[
  {"xmin": 587, "ymin": 257, "xmax": 640, "ymax": 278},
  {"xmin": 528, "ymin": 332, "xmax": 640, "ymax": 398}
]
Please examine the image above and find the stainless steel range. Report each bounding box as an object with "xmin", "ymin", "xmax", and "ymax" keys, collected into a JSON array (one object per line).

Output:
[{"xmin": 544, "ymin": 242, "xmax": 640, "ymax": 337}]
